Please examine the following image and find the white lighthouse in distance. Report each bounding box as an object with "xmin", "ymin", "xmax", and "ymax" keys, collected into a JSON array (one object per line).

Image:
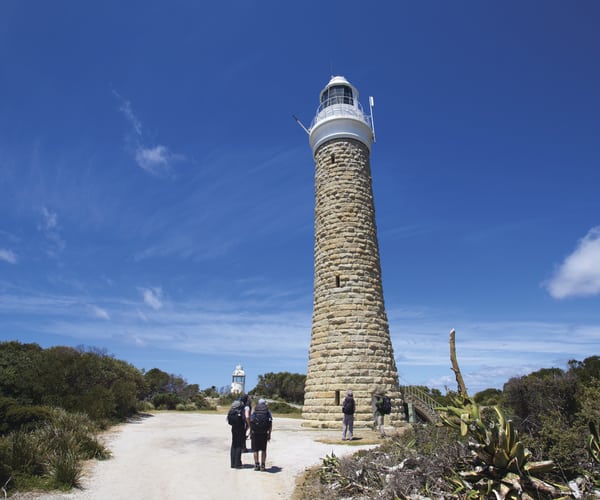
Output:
[{"xmin": 230, "ymin": 364, "xmax": 246, "ymax": 395}]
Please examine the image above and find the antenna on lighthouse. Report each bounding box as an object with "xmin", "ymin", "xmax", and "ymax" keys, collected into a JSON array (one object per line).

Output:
[
  {"xmin": 369, "ymin": 96, "xmax": 376, "ymax": 143},
  {"xmin": 292, "ymin": 114, "xmax": 310, "ymax": 135}
]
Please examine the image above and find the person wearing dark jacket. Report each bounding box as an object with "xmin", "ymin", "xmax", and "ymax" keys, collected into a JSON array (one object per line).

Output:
[
  {"xmin": 341, "ymin": 390, "xmax": 355, "ymax": 440},
  {"xmin": 250, "ymin": 399, "xmax": 272, "ymax": 471},
  {"xmin": 228, "ymin": 400, "xmax": 246, "ymax": 468}
]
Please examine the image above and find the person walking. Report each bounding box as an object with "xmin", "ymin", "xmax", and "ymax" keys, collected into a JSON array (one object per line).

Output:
[
  {"xmin": 341, "ymin": 390, "xmax": 355, "ymax": 440},
  {"xmin": 250, "ymin": 399, "xmax": 272, "ymax": 471},
  {"xmin": 227, "ymin": 400, "xmax": 246, "ymax": 468},
  {"xmin": 373, "ymin": 394, "xmax": 387, "ymax": 438},
  {"xmin": 239, "ymin": 394, "xmax": 252, "ymax": 452}
]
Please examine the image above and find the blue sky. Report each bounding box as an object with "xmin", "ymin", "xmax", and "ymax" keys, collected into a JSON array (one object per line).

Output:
[{"xmin": 1, "ymin": 1, "xmax": 599, "ymax": 395}]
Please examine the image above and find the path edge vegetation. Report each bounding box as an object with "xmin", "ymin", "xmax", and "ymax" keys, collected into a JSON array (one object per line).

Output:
[{"xmin": 295, "ymin": 330, "xmax": 600, "ymax": 499}]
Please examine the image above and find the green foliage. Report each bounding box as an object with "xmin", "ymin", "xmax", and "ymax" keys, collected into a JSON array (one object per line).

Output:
[
  {"xmin": 0, "ymin": 342, "xmax": 146, "ymax": 422},
  {"xmin": 202, "ymin": 386, "xmax": 220, "ymax": 398},
  {"xmin": 47, "ymin": 449, "xmax": 81, "ymax": 488},
  {"xmin": 151, "ymin": 393, "xmax": 181, "ymax": 410},
  {"xmin": 589, "ymin": 421, "xmax": 600, "ymax": 464},
  {"xmin": 0, "ymin": 436, "xmax": 12, "ymax": 488},
  {"xmin": 265, "ymin": 401, "xmax": 301, "ymax": 414},
  {"xmin": 503, "ymin": 356, "xmax": 600, "ymax": 478},
  {"xmin": 144, "ymin": 368, "xmax": 171, "ymax": 397},
  {"xmin": 3, "ymin": 407, "xmax": 108, "ymax": 492},
  {"xmin": 473, "ymin": 387, "xmax": 503, "ymax": 406},
  {"xmin": 250, "ymin": 372, "xmax": 305, "ymax": 404},
  {"xmin": 568, "ymin": 356, "xmax": 600, "ymax": 385},
  {"xmin": 437, "ymin": 395, "xmax": 566, "ymax": 499},
  {"xmin": 4, "ymin": 405, "xmax": 52, "ymax": 434}
]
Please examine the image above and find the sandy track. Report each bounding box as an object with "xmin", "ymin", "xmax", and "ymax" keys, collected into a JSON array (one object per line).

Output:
[{"xmin": 16, "ymin": 412, "xmax": 377, "ymax": 500}]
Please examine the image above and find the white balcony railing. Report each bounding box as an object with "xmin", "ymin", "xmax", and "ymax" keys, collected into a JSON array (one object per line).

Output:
[{"xmin": 310, "ymin": 97, "xmax": 372, "ymax": 130}]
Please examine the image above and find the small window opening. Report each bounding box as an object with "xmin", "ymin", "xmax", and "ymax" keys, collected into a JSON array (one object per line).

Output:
[
  {"xmin": 335, "ymin": 275, "xmax": 341, "ymax": 287},
  {"xmin": 335, "ymin": 390, "xmax": 340, "ymax": 406},
  {"xmin": 330, "ymin": 153, "xmax": 335, "ymax": 164}
]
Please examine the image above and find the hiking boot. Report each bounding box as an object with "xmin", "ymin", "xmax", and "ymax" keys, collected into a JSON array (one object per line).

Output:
[
  {"xmin": 254, "ymin": 463, "xmax": 260, "ymax": 471},
  {"xmin": 260, "ymin": 464, "xmax": 266, "ymax": 471}
]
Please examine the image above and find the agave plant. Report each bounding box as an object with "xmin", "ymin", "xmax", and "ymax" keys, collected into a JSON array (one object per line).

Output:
[
  {"xmin": 589, "ymin": 421, "xmax": 600, "ymax": 464},
  {"xmin": 436, "ymin": 395, "xmax": 567, "ymax": 499}
]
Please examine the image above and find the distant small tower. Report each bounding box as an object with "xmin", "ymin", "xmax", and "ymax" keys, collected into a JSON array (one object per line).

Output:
[
  {"xmin": 302, "ymin": 76, "xmax": 403, "ymax": 428},
  {"xmin": 230, "ymin": 364, "xmax": 245, "ymax": 395}
]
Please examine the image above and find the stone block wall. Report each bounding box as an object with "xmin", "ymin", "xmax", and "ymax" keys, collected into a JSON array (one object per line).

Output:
[{"xmin": 303, "ymin": 138, "xmax": 404, "ymax": 428}]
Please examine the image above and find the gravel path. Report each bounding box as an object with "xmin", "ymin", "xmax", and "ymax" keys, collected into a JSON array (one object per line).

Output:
[{"xmin": 14, "ymin": 412, "xmax": 378, "ymax": 500}]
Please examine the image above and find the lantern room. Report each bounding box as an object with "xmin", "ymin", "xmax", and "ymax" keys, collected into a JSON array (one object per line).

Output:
[{"xmin": 309, "ymin": 75, "xmax": 374, "ymax": 154}]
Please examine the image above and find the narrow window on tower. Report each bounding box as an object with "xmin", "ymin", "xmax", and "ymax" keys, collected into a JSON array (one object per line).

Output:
[
  {"xmin": 330, "ymin": 153, "xmax": 335, "ymax": 164},
  {"xmin": 335, "ymin": 390, "xmax": 340, "ymax": 406},
  {"xmin": 335, "ymin": 275, "xmax": 341, "ymax": 288}
]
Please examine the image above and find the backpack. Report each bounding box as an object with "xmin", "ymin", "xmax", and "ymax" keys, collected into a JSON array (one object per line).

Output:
[
  {"xmin": 381, "ymin": 396, "xmax": 392, "ymax": 415},
  {"xmin": 342, "ymin": 396, "xmax": 355, "ymax": 415},
  {"xmin": 250, "ymin": 402, "xmax": 272, "ymax": 433},
  {"xmin": 227, "ymin": 401, "xmax": 245, "ymax": 428}
]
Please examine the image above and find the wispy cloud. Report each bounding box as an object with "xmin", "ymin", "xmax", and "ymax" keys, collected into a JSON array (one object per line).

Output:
[
  {"xmin": 1, "ymin": 282, "xmax": 597, "ymax": 393},
  {"xmin": 112, "ymin": 89, "xmax": 183, "ymax": 177},
  {"xmin": 38, "ymin": 206, "xmax": 65, "ymax": 257},
  {"xmin": 545, "ymin": 226, "xmax": 600, "ymax": 299},
  {"xmin": 138, "ymin": 286, "xmax": 164, "ymax": 310},
  {"xmin": 90, "ymin": 305, "xmax": 110, "ymax": 320},
  {"xmin": 135, "ymin": 145, "xmax": 181, "ymax": 177},
  {"xmin": 0, "ymin": 248, "xmax": 17, "ymax": 264}
]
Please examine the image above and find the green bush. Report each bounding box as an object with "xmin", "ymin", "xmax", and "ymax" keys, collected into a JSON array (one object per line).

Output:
[
  {"xmin": 0, "ymin": 436, "xmax": 13, "ymax": 487},
  {"xmin": 47, "ymin": 450, "xmax": 81, "ymax": 488},
  {"xmin": 151, "ymin": 393, "xmax": 181, "ymax": 410},
  {"xmin": 5, "ymin": 405, "xmax": 52, "ymax": 433},
  {"xmin": 266, "ymin": 401, "xmax": 300, "ymax": 414}
]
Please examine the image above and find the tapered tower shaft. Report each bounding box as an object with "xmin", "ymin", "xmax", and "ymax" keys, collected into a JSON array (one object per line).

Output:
[{"xmin": 303, "ymin": 76, "xmax": 403, "ymax": 428}]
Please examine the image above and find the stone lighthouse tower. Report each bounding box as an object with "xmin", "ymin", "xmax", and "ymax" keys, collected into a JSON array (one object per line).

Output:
[{"xmin": 302, "ymin": 76, "xmax": 403, "ymax": 428}]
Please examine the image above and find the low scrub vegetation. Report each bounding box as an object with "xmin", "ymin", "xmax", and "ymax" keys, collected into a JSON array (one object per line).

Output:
[
  {"xmin": 0, "ymin": 407, "xmax": 108, "ymax": 494},
  {"xmin": 303, "ymin": 354, "xmax": 600, "ymax": 499}
]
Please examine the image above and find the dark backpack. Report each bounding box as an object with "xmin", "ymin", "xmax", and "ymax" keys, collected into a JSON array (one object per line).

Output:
[
  {"xmin": 227, "ymin": 402, "xmax": 245, "ymax": 428},
  {"xmin": 342, "ymin": 397, "xmax": 355, "ymax": 415},
  {"xmin": 381, "ymin": 396, "xmax": 392, "ymax": 415},
  {"xmin": 250, "ymin": 402, "xmax": 272, "ymax": 433}
]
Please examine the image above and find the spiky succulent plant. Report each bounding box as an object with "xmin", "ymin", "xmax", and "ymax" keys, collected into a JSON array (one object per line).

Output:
[{"xmin": 436, "ymin": 396, "xmax": 567, "ymax": 499}]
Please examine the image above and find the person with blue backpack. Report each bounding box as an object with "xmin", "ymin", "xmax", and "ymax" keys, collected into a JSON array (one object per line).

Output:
[{"xmin": 250, "ymin": 399, "xmax": 272, "ymax": 471}]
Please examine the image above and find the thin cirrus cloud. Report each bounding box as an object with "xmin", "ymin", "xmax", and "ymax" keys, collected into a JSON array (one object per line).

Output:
[
  {"xmin": 0, "ymin": 249, "xmax": 17, "ymax": 264},
  {"xmin": 112, "ymin": 89, "xmax": 183, "ymax": 177},
  {"xmin": 38, "ymin": 206, "xmax": 65, "ymax": 257},
  {"xmin": 545, "ymin": 226, "xmax": 600, "ymax": 299},
  {"xmin": 90, "ymin": 305, "xmax": 110, "ymax": 320},
  {"xmin": 138, "ymin": 286, "xmax": 164, "ymax": 310}
]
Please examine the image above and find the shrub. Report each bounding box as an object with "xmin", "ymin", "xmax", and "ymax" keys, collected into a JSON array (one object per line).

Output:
[
  {"xmin": 5, "ymin": 405, "xmax": 52, "ymax": 433},
  {"xmin": 152, "ymin": 393, "xmax": 181, "ymax": 410},
  {"xmin": 47, "ymin": 449, "xmax": 81, "ymax": 488},
  {"xmin": 0, "ymin": 436, "xmax": 13, "ymax": 487},
  {"xmin": 265, "ymin": 401, "xmax": 300, "ymax": 414}
]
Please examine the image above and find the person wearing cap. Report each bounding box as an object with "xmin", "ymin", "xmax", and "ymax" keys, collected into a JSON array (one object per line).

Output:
[
  {"xmin": 250, "ymin": 398, "xmax": 272, "ymax": 471},
  {"xmin": 341, "ymin": 389, "xmax": 355, "ymax": 440}
]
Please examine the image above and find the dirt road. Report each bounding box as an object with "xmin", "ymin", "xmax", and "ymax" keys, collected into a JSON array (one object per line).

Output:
[{"xmin": 17, "ymin": 412, "xmax": 378, "ymax": 500}]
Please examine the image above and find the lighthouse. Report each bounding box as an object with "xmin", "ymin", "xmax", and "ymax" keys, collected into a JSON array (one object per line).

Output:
[
  {"xmin": 230, "ymin": 364, "xmax": 245, "ymax": 395},
  {"xmin": 302, "ymin": 76, "xmax": 403, "ymax": 428}
]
